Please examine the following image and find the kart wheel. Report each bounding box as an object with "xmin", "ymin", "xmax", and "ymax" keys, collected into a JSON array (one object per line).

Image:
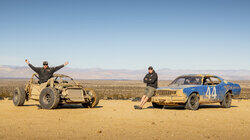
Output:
[
  {"xmin": 152, "ymin": 102, "xmax": 164, "ymax": 109},
  {"xmin": 13, "ymin": 87, "xmax": 26, "ymax": 106},
  {"xmin": 220, "ymin": 93, "xmax": 232, "ymax": 108},
  {"xmin": 185, "ymin": 93, "xmax": 199, "ymax": 110},
  {"xmin": 39, "ymin": 87, "xmax": 60, "ymax": 109},
  {"xmin": 82, "ymin": 88, "xmax": 99, "ymax": 108}
]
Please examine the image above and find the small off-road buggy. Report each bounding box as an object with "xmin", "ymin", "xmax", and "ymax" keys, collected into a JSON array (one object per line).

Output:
[{"xmin": 13, "ymin": 74, "xmax": 99, "ymax": 109}]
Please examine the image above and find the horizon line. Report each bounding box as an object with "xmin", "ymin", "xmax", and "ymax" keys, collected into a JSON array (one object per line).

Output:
[{"xmin": 0, "ymin": 64, "xmax": 250, "ymax": 71}]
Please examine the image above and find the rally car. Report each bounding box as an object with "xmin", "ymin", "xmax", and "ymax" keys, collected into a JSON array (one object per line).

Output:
[{"xmin": 151, "ymin": 74, "xmax": 241, "ymax": 110}]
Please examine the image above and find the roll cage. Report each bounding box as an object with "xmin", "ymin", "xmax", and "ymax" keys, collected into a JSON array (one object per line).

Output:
[{"xmin": 29, "ymin": 73, "xmax": 78, "ymax": 85}]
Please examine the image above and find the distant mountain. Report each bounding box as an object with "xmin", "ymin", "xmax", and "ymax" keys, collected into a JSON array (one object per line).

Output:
[{"xmin": 0, "ymin": 65, "xmax": 250, "ymax": 80}]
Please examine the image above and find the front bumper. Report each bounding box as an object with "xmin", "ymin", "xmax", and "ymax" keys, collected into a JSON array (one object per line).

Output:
[
  {"xmin": 151, "ymin": 89, "xmax": 187, "ymax": 105},
  {"xmin": 151, "ymin": 95, "xmax": 187, "ymax": 105}
]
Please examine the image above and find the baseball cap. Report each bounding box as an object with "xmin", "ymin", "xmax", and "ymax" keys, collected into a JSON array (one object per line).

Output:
[
  {"xmin": 43, "ymin": 61, "xmax": 48, "ymax": 65},
  {"xmin": 148, "ymin": 66, "xmax": 153, "ymax": 70}
]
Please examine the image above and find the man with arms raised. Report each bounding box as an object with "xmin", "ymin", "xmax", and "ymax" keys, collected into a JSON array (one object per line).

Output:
[{"xmin": 25, "ymin": 59, "xmax": 69, "ymax": 84}]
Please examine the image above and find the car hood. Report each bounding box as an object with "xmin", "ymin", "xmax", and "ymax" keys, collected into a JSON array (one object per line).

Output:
[{"xmin": 157, "ymin": 85, "xmax": 200, "ymax": 90}]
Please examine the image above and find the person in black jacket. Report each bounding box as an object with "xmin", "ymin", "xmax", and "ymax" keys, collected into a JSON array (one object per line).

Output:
[
  {"xmin": 25, "ymin": 59, "xmax": 69, "ymax": 83},
  {"xmin": 134, "ymin": 66, "xmax": 158, "ymax": 109}
]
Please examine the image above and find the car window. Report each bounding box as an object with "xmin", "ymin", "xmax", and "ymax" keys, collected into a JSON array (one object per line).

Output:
[
  {"xmin": 210, "ymin": 77, "xmax": 221, "ymax": 85},
  {"xmin": 203, "ymin": 77, "xmax": 221, "ymax": 85},
  {"xmin": 203, "ymin": 77, "xmax": 212, "ymax": 85},
  {"xmin": 174, "ymin": 78, "xmax": 185, "ymax": 85},
  {"xmin": 171, "ymin": 76, "xmax": 202, "ymax": 85}
]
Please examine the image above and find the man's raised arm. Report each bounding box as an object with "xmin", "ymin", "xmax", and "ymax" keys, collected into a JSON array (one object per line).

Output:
[
  {"xmin": 52, "ymin": 61, "xmax": 69, "ymax": 73},
  {"xmin": 25, "ymin": 59, "xmax": 39, "ymax": 73}
]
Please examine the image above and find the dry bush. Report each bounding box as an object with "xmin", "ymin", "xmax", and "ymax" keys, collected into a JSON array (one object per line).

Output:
[
  {"xmin": 239, "ymin": 88, "xmax": 250, "ymax": 99},
  {"xmin": 0, "ymin": 79, "xmax": 26, "ymax": 98},
  {"xmin": 0, "ymin": 79, "xmax": 249, "ymax": 100}
]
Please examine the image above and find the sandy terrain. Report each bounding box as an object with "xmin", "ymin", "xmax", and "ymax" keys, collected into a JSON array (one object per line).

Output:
[{"xmin": 0, "ymin": 99, "xmax": 250, "ymax": 140}]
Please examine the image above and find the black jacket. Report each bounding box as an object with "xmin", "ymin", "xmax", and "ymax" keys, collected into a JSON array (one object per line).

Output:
[
  {"xmin": 143, "ymin": 71, "xmax": 158, "ymax": 88},
  {"xmin": 28, "ymin": 64, "xmax": 64, "ymax": 83}
]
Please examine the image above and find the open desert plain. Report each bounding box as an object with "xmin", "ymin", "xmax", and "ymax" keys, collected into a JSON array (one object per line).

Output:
[
  {"xmin": 0, "ymin": 80, "xmax": 250, "ymax": 140},
  {"xmin": 1, "ymin": 0, "xmax": 250, "ymax": 139}
]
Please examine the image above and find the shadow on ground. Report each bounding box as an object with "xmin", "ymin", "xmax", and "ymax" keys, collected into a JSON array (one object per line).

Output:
[
  {"xmin": 34, "ymin": 104, "xmax": 103, "ymax": 110},
  {"xmin": 57, "ymin": 104, "xmax": 103, "ymax": 109},
  {"xmin": 23, "ymin": 104, "xmax": 37, "ymax": 107},
  {"xmin": 146, "ymin": 104, "xmax": 238, "ymax": 110}
]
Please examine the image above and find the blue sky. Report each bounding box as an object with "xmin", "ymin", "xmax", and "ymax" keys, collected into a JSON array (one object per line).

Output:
[{"xmin": 0, "ymin": 0, "xmax": 249, "ymax": 70}]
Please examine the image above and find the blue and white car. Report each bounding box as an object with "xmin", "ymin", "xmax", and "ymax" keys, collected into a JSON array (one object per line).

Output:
[{"xmin": 151, "ymin": 74, "xmax": 241, "ymax": 110}]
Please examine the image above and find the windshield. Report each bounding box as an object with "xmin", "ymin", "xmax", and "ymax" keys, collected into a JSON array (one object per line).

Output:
[{"xmin": 170, "ymin": 76, "xmax": 202, "ymax": 85}]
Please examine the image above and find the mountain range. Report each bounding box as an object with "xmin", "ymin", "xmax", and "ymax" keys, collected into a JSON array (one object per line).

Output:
[{"xmin": 0, "ymin": 65, "xmax": 250, "ymax": 80}]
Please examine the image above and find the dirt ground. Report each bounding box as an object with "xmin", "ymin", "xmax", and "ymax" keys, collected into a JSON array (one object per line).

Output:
[{"xmin": 0, "ymin": 99, "xmax": 250, "ymax": 140}]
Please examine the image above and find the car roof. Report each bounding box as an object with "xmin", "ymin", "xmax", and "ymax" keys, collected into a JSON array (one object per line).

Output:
[{"xmin": 179, "ymin": 74, "xmax": 218, "ymax": 77}]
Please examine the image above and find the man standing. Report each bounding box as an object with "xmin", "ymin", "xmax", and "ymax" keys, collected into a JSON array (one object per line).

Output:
[
  {"xmin": 25, "ymin": 59, "xmax": 69, "ymax": 83},
  {"xmin": 134, "ymin": 66, "xmax": 158, "ymax": 109}
]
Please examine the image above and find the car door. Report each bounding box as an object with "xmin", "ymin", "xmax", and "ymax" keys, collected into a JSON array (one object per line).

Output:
[
  {"xmin": 202, "ymin": 77, "xmax": 212, "ymax": 102},
  {"xmin": 202, "ymin": 76, "xmax": 220, "ymax": 102},
  {"xmin": 210, "ymin": 76, "xmax": 226, "ymax": 101}
]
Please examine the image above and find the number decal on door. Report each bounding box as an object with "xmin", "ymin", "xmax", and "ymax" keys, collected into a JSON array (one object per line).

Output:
[{"xmin": 206, "ymin": 86, "xmax": 217, "ymax": 99}]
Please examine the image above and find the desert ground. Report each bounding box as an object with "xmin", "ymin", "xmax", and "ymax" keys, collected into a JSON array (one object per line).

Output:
[
  {"xmin": 0, "ymin": 99, "xmax": 250, "ymax": 140},
  {"xmin": 0, "ymin": 80, "xmax": 250, "ymax": 140}
]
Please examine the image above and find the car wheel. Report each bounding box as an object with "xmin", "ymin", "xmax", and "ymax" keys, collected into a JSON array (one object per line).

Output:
[
  {"xmin": 39, "ymin": 87, "xmax": 60, "ymax": 109},
  {"xmin": 220, "ymin": 92, "xmax": 232, "ymax": 108},
  {"xmin": 82, "ymin": 88, "xmax": 99, "ymax": 108},
  {"xmin": 152, "ymin": 102, "xmax": 164, "ymax": 109},
  {"xmin": 185, "ymin": 93, "xmax": 199, "ymax": 110},
  {"xmin": 13, "ymin": 87, "xmax": 26, "ymax": 106}
]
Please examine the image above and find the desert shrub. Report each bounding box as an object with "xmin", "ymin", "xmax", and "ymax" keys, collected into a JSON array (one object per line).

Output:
[
  {"xmin": 238, "ymin": 88, "xmax": 250, "ymax": 99},
  {"xmin": 0, "ymin": 79, "xmax": 249, "ymax": 100}
]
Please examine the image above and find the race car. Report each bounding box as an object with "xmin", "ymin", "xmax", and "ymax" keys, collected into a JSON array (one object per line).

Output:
[{"xmin": 151, "ymin": 74, "xmax": 241, "ymax": 110}]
